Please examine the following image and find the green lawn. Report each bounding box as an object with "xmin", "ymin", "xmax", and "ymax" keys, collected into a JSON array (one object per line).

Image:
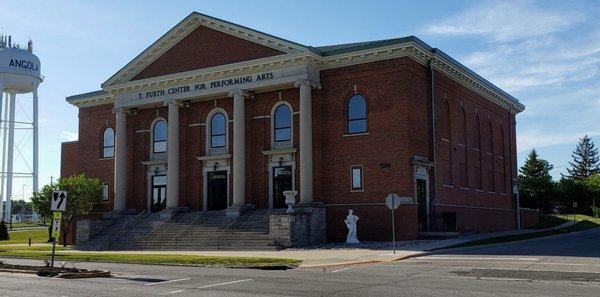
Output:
[
  {"xmin": 0, "ymin": 228, "xmax": 50, "ymax": 245},
  {"xmin": 9, "ymin": 222, "xmax": 48, "ymax": 229},
  {"xmin": 0, "ymin": 245, "xmax": 299, "ymax": 269},
  {"xmin": 441, "ymin": 216, "xmax": 600, "ymax": 249},
  {"xmin": 530, "ymin": 215, "xmax": 570, "ymax": 229}
]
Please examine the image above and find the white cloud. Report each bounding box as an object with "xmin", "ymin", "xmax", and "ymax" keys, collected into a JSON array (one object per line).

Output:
[
  {"xmin": 425, "ymin": 1, "xmax": 584, "ymax": 42},
  {"xmin": 60, "ymin": 131, "xmax": 78, "ymax": 142}
]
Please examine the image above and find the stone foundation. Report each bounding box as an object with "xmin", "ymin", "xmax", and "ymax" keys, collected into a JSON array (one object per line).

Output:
[{"xmin": 269, "ymin": 203, "xmax": 326, "ymax": 248}]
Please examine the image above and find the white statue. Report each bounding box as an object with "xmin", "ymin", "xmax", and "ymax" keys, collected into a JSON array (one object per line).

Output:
[{"xmin": 345, "ymin": 209, "xmax": 360, "ymax": 244}]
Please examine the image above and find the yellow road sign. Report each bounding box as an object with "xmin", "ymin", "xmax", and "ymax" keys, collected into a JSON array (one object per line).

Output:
[{"xmin": 52, "ymin": 212, "xmax": 62, "ymax": 239}]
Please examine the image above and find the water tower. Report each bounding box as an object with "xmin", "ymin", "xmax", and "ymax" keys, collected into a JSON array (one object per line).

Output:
[{"xmin": 0, "ymin": 35, "xmax": 42, "ymax": 222}]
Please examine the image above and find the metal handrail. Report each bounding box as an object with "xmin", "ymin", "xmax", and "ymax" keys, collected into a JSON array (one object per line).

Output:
[
  {"xmin": 107, "ymin": 210, "xmax": 147, "ymax": 249},
  {"xmin": 174, "ymin": 212, "xmax": 210, "ymax": 249},
  {"xmin": 216, "ymin": 210, "xmax": 253, "ymax": 250},
  {"xmin": 144, "ymin": 212, "xmax": 176, "ymax": 248}
]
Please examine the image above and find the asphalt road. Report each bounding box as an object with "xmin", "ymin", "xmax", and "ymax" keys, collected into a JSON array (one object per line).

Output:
[{"xmin": 1, "ymin": 227, "xmax": 599, "ymax": 296}]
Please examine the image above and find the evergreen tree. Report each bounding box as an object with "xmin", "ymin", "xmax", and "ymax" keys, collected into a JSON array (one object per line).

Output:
[
  {"xmin": 566, "ymin": 135, "xmax": 600, "ymax": 180},
  {"xmin": 519, "ymin": 149, "xmax": 555, "ymax": 212},
  {"xmin": 0, "ymin": 221, "xmax": 9, "ymax": 241}
]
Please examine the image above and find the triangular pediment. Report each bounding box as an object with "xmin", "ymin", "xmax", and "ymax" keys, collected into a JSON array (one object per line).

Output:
[{"xmin": 102, "ymin": 12, "xmax": 310, "ymax": 87}]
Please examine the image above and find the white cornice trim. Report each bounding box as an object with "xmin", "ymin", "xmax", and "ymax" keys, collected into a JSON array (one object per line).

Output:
[{"xmin": 71, "ymin": 42, "xmax": 523, "ymax": 114}]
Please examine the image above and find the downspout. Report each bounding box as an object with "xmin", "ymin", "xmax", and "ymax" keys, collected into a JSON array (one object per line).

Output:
[{"xmin": 428, "ymin": 56, "xmax": 437, "ymax": 219}]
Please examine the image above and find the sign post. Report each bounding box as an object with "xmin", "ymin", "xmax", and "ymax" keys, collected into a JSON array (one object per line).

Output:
[
  {"xmin": 386, "ymin": 194, "xmax": 412, "ymax": 254},
  {"xmin": 386, "ymin": 193, "xmax": 401, "ymax": 254},
  {"xmin": 50, "ymin": 191, "xmax": 67, "ymax": 268}
]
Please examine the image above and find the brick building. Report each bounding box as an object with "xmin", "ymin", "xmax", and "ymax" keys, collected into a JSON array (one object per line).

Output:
[{"xmin": 61, "ymin": 12, "xmax": 535, "ymax": 246}]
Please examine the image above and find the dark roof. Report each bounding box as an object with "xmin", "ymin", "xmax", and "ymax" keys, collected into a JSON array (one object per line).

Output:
[
  {"xmin": 66, "ymin": 90, "xmax": 108, "ymax": 102},
  {"xmin": 311, "ymin": 36, "xmax": 431, "ymax": 56}
]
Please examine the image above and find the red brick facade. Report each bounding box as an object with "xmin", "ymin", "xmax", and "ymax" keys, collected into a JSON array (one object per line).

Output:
[{"xmin": 62, "ymin": 17, "xmax": 534, "ymax": 243}]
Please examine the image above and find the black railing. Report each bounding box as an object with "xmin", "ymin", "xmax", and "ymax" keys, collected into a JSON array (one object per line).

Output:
[{"xmin": 427, "ymin": 212, "xmax": 457, "ymax": 232}]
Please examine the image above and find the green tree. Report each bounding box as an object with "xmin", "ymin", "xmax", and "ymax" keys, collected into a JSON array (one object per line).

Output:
[
  {"xmin": 518, "ymin": 149, "xmax": 555, "ymax": 212},
  {"xmin": 566, "ymin": 135, "xmax": 600, "ymax": 180},
  {"xmin": 31, "ymin": 183, "xmax": 58, "ymax": 242},
  {"xmin": 0, "ymin": 220, "xmax": 9, "ymax": 240},
  {"xmin": 33, "ymin": 174, "xmax": 103, "ymax": 246}
]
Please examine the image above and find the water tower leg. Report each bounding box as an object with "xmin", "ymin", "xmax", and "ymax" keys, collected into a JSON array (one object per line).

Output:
[
  {"xmin": 5, "ymin": 92, "xmax": 15, "ymax": 223},
  {"xmin": 0, "ymin": 82, "xmax": 3, "ymax": 221},
  {"xmin": 33, "ymin": 87, "xmax": 38, "ymax": 193},
  {"xmin": 0, "ymin": 92, "xmax": 8, "ymax": 221}
]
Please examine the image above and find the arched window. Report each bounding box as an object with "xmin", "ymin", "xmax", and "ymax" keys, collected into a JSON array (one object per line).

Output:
[
  {"xmin": 274, "ymin": 104, "xmax": 292, "ymax": 142},
  {"xmin": 499, "ymin": 124, "xmax": 507, "ymax": 194},
  {"xmin": 102, "ymin": 127, "xmax": 114, "ymax": 158},
  {"xmin": 347, "ymin": 94, "xmax": 367, "ymax": 134},
  {"xmin": 439, "ymin": 100, "xmax": 452, "ymax": 186},
  {"xmin": 473, "ymin": 113, "xmax": 483, "ymax": 190},
  {"xmin": 153, "ymin": 120, "xmax": 167, "ymax": 153},
  {"xmin": 210, "ymin": 113, "xmax": 226, "ymax": 148},
  {"xmin": 457, "ymin": 107, "xmax": 468, "ymax": 188},
  {"xmin": 486, "ymin": 120, "xmax": 495, "ymax": 192}
]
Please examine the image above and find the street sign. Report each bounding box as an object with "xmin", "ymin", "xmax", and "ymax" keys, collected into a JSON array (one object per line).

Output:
[
  {"xmin": 52, "ymin": 211, "xmax": 62, "ymax": 239},
  {"xmin": 51, "ymin": 191, "xmax": 67, "ymax": 212},
  {"xmin": 386, "ymin": 194, "xmax": 412, "ymax": 209},
  {"xmin": 386, "ymin": 193, "xmax": 400, "ymax": 210}
]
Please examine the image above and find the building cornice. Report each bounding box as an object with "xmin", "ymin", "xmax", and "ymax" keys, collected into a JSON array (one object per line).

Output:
[{"xmin": 70, "ymin": 40, "xmax": 524, "ymax": 114}]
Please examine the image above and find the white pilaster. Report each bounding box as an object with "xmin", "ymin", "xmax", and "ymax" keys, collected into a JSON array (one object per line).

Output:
[
  {"xmin": 295, "ymin": 80, "xmax": 314, "ymax": 203},
  {"xmin": 113, "ymin": 107, "xmax": 127, "ymax": 211},
  {"xmin": 166, "ymin": 100, "xmax": 179, "ymax": 209},
  {"xmin": 228, "ymin": 89, "xmax": 245, "ymax": 217}
]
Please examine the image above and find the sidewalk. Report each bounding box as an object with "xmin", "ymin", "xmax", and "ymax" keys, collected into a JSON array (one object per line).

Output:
[{"xmin": 1, "ymin": 222, "xmax": 580, "ymax": 268}]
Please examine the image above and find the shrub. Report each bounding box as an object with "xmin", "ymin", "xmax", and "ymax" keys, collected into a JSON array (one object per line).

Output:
[
  {"xmin": 0, "ymin": 221, "xmax": 9, "ymax": 241},
  {"xmin": 591, "ymin": 206, "xmax": 600, "ymax": 218}
]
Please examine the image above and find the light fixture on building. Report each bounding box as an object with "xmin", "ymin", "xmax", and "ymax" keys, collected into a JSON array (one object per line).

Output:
[
  {"xmin": 278, "ymin": 157, "xmax": 283, "ymax": 167},
  {"xmin": 213, "ymin": 162, "xmax": 219, "ymax": 172}
]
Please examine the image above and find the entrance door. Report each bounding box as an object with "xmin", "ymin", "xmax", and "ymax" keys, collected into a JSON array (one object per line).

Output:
[
  {"xmin": 417, "ymin": 178, "xmax": 428, "ymax": 231},
  {"xmin": 273, "ymin": 166, "xmax": 293, "ymax": 208},
  {"xmin": 207, "ymin": 171, "xmax": 228, "ymax": 210},
  {"xmin": 151, "ymin": 175, "xmax": 167, "ymax": 212}
]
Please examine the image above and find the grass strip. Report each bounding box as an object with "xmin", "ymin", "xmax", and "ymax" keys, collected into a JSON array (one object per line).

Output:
[
  {"xmin": 1, "ymin": 229, "xmax": 50, "ymax": 245},
  {"xmin": 440, "ymin": 220, "xmax": 599, "ymax": 249},
  {"xmin": 0, "ymin": 245, "xmax": 299, "ymax": 269}
]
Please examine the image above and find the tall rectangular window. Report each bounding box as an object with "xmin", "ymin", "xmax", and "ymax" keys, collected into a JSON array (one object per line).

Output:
[{"xmin": 351, "ymin": 165, "xmax": 363, "ymax": 191}]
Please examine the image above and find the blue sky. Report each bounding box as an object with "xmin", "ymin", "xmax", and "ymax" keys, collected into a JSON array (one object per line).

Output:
[{"xmin": 1, "ymin": 0, "xmax": 599, "ymax": 199}]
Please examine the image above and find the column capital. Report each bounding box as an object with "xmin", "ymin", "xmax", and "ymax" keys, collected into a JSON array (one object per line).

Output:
[
  {"xmin": 228, "ymin": 89, "xmax": 246, "ymax": 98},
  {"xmin": 113, "ymin": 107, "xmax": 126, "ymax": 114},
  {"xmin": 294, "ymin": 79, "xmax": 319, "ymax": 89},
  {"xmin": 164, "ymin": 99, "xmax": 179, "ymax": 106}
]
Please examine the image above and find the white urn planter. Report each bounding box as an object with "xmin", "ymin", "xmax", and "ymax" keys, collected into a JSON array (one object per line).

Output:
[{"xmin": 283, "ymin": 190, "xmax": 298, "ymax": 213}]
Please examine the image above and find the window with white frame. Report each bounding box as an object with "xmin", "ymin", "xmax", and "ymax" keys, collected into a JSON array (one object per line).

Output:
[
  {"xmin": 152, "ymin": 120, "xmax": 167, "ymax": 154},
  {"xmin": 102, "ymin": 183, "xmax": 109, "ymax": 202},
  {"xmin": 210, "ymin": 112, "xmax": 227, "ymax": 149},
  {"xmin": 347, "ymin": 94, "xmax": 367, "ymax": 134},
  {"xmin": 274, "ymin": 104, "xmax": 292, "ymax": 142},
  {"xmin": 351, "ymin": 165, "xmax": 363, "ymax": 191},
  {"xmin": 102, "ymin": 127, "xmax": 114, "ymax": 158}
]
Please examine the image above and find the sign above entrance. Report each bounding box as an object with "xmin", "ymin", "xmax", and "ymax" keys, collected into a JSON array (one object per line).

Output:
[{"xmin": 115, "ymin": 64, "xmax": 319, "ymax": 108}]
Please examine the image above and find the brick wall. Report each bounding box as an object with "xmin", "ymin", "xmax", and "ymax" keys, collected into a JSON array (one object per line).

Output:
[{"xmin": 62, "ymin": 56, "xmax": 522, "ymax": 241}]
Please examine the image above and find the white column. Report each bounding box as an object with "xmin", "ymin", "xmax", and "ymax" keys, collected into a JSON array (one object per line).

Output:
[
  {"xmin": 113, "ymin": 107, "xmax": 127, "ymax": 211},
  {"xmin": 229, "ymin": 89, "xmax": 245, "ymax": 217},
  {"xmin": 32, "ymin": 87, "xmax": 39, "ymax": 193},
  {"xmin": 296, "ymin": 80, "xmax": 314, "ymax": 203},
  {"xmin": 5, "ymin": 93, "xmax": 16, "ymax": 221},
  {"xmin": 166, "ymin": 100, "xmax": 179, "ymax": 209}
]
